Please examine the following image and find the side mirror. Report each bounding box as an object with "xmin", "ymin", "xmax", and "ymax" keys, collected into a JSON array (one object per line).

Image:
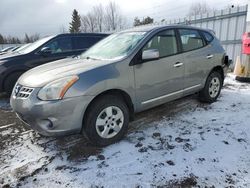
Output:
[
  {"xmin": 40, "ymin": 47, "xmax": 52, "ymax": 56},
  {"xmin": 142, "ymin": 49, "xmax": 160, "ymax": 61}
]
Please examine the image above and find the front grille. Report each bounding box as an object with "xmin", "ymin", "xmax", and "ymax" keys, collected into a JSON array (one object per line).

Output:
[{"xmin": 14, "ymin": 85, "xmax": 34, "ymax": 99}]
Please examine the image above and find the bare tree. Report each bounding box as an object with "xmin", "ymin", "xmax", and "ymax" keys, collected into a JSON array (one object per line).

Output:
[
  {"xmin": 117, "ymin": 15, "xmax": 127, "ymax": 30},
  {"xmin": 59, "ymin": 25, "xmax": 66, "ymax": 34},
  {"xmin": 81, "ymin": 13, "xmax": 96, "ymax": 32},
  {"xmin": 80, "ymin": 1, "xmax": 127, "ymax": 33},
  {"xmin": 93, "ymin": 4, "xmax": 104, "ymax": 32},
  {"xmin": 104, "ymin": 1, "xmax": 126, "ymax": 31},
  {"xmin": 80, "ymin": 16, "xmax": 88, "ymax": 32},
  {"xmin": 188, "ymin": 2, "xmax": 211, "ymax": 16},
  {"xmin": 29, "ymin": 33, "xmax": 40, "ymax": 42},
  {"xmin": 24, "ymin": 33, "xmax": 39, "ymax": 43}
]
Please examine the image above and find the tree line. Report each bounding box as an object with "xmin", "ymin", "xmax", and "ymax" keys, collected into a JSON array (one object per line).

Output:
[
  {"xmin": 0, "ymin": 33, "xmax": 40, "ymax": 44},
  {"xmin": 69, "ymin": 1, "xmax": 127, "ymax": 33},
  {"xmin": 68, "ymin": 2, "xmax": 214, "ymax": 33},
  {"xmin": 0, "ymin": 2, "xmax": 214, "ymax": 44}
]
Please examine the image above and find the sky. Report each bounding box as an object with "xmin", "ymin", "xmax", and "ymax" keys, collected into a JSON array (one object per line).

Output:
[{"xmin": 0, "ymin": 0, "xmax": 248, "ymax": 38}]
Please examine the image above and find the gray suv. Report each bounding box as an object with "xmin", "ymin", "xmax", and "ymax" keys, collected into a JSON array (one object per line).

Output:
[{"xmin": 10, "ymin": 25, "xmax": 229, "ymax": 146}]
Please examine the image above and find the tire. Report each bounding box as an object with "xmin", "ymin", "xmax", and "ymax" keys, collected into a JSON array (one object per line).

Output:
[
  {"xmin": 3, "ymin": 72, "xmax": 23, "ymax": 96},
  {"xmin": 199, "ymin": 71, "xmax": 223, "ymax": 103},
  {"xmin": 83, "ymin": 94, "xmax": 129, "ymax": 147}
]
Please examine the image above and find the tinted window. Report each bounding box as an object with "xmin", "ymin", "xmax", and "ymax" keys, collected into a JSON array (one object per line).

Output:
[
  {"xmin": 44, "ymin": 37, "xmax": 72, "ymax": 54},
  {"xmin": 19, "ymin": 36, "xmax": 54, "ymax": 54},
  {"xmin": 202, "ymin": 31, "xmax": 214, "ymax": 43},
  {"xmin": 73, "ymin": 36, "xmax": 103, "ymax": 50},
  {"xmin": 179, "ymin": 29, "xmax": 204, "ymax": 52},
  {"xmin": 143, "ymin": 30, "xmax": 177, "ymax": 57}
]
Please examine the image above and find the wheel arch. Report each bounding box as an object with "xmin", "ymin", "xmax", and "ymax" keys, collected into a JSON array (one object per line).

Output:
[
  {"xmin": 208, "ymin": 66, "xmax": 224, "ymax": 84},
  {"xmin": 82, "ymin": 89, "xmax": 135, "ymax": 130},
  {"xmin": 2, "ymin": 69, "xmax": 26, "ymax": 91}
]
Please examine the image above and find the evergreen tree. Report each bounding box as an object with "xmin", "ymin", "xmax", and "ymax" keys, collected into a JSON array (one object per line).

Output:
[
  {"xmin": 142, "ymin": 17, "xmax": 154, "ymax": 25},
  {"xmin": 133, "ymin": 17, "xmax": 141, "ymax": 27},
  {"xmin": 133, "ymin": 16, "xmax": 154, "ymax": 26},
  {"xmin": 69, "ymin": 9, "xmax": 81, "ymax": 33}
]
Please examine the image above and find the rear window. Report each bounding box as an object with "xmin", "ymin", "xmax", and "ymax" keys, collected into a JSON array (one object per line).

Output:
[
  {"xmin": 179, "ymin": 29, "xmax": 204, "ymax": 52},
  {"xmin": 72, "ymin": 36, "xmax": 104, "ymax": 50},
  {"xmin": 202, "ymin": 31, "xmax": 214, "ymax": 43}
]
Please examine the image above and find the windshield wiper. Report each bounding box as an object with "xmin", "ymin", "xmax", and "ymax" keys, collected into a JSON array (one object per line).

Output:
[{"xmin": 86, "ymin": 56, "xmax": 99, "ymax": 60}]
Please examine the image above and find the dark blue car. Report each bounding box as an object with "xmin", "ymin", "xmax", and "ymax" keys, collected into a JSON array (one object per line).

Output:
[{"xmin": 0, "ymin": 33, "xmax": 108, "ymax": 94}]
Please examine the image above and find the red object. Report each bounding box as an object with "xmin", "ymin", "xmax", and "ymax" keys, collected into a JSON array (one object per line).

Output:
[{"xmin": 242, "ymin": 32, "xmax": 250, "ymax": 54}]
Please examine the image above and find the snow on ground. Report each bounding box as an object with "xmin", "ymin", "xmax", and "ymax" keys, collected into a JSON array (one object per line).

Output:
[{"xmin": 1, "ymin": 74, "xmax": 250, "ymax": 187}]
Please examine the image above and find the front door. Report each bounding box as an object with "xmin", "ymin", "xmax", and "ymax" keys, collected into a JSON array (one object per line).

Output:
[{"xmin": 133, "ymin": 29, "xmax": 185, "ymax": 110}]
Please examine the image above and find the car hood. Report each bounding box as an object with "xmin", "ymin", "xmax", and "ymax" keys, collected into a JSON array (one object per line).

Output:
[{"xmin": 18, "ymin": 57, "xmax": 113, "ymax": 87}]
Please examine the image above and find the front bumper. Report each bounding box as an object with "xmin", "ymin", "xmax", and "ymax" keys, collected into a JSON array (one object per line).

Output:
[{"xmin": 10, "ymin": 87, "xmax": 94, "ymax": 136}]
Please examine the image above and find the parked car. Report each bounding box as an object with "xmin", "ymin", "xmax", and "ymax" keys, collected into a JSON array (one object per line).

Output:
[
  {"xmin": 0, "ymin": 33, "xmax": 108, "ymax": 94},
  {"xmin": 10, "ymin": 46, "xmax": 21, "ymax": 52},
  {"xmin": 11, "ymin": 25, "xmax": 229, "ymax": 146},
  {"xmin": 12, "ymin": 43, "xmax": 31, "ymax": 53},
  {"xmin": 0, "ymin": 46, "xmax": 16, "ymax": 55}
]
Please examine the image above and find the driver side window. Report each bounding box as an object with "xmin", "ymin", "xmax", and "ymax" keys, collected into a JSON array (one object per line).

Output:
[
  {"xmin": 143, "ymin": 29, "xmax": 177, "ymax": 57},
  {"xmin": 43, "ymin": 37, "xmax": 72, "ymax": 54}
]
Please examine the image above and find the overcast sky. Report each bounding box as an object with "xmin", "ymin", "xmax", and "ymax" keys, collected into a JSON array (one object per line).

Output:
[{"xmin": 0, "ymin": 0, "xmax": 248, "ymax": 38}]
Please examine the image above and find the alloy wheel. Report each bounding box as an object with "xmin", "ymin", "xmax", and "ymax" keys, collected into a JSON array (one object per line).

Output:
[{"xmin": 95, "ymin": 106, "xmax": 124, "ymax": 139}]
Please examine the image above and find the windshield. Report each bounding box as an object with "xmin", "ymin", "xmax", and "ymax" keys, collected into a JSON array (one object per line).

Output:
[
  {"xmin": 19, "ymin": 36, "xmax": 54, "ymax": 54},
  {"xmin": 15, "ymin": 43, "xmax": 31, "ymax": 52},
  {"xmin": 81, "ymin": 32, "xmax": 146, "ymax": 60}
]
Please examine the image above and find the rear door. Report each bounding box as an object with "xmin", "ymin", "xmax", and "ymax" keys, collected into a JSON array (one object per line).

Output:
[
  {"xmin": 134, "ymin": 29, "xmax": 185, "ymax": 109},
  {"xmin": 177, "ymin": 29, "xmax": 210, "ymax": 94}
]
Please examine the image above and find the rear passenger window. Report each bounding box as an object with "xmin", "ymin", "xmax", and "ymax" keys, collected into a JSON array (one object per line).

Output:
[
  {"xmin": 179, "ymin": 29, "xmax": 204, "ymax": 52},
  {"xmin": 143, "ymin": 29, "xmax": 177, "ymax": 57},
  {"xmin": 202, "ymin": 31, "xmax": 214, "ymax": 43},
  {"xmin": 73, "ymin": 36, "xmax": 103, "ymax": 50}
]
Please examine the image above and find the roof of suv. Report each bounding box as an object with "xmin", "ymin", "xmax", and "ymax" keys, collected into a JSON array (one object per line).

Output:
[{"xmin": 121, "ymin": 24, "xmax": 212, "ymax": 33}]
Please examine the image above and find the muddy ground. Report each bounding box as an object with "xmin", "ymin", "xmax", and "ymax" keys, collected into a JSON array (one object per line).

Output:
[{"xmin": 0, "ymin": 75, "xmax": 250, "ymax": 187}]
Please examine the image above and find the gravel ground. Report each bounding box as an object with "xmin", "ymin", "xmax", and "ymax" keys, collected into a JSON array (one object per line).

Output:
[{"xmin": 0, "ymin": 74, "xmax": 250, "ymax": 188}]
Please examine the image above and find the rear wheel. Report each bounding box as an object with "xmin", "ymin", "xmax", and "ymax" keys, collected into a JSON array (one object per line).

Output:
[
  {"xmin": 4, "ymin": 72, "xmax": 23, "ymax": 96},
  {"xmin": 83, "ymin": 95, "xmax": 129, "ymax": 146},
  {"xmin": 199, "ymin": 71, "xmax": 223, "ymax": 103}
]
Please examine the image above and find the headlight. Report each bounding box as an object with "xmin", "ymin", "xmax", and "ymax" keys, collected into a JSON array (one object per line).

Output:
[{"xmin": 38, "ymin": 75, "xmax": 79, "ymax": 101}]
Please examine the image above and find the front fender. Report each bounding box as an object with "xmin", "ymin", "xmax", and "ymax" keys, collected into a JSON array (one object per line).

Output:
[{"xmin": 64, "ymin": 62, "xmax": 134, "ymax": 99}]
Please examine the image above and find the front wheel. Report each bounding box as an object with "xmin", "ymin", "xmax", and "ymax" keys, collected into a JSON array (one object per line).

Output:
[
  {"xmin": 199, "ymin": 71, "xmax": 223, "ymax": 103},
  {"xmin": 4, "ymin": 72, "xmax": 23, "ymax": 96},
  {"xmin": 83, "ymin": 95, "xmax": 129, "ymax": 147}
]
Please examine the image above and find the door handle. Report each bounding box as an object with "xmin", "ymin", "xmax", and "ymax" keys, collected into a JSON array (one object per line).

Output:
[
  {"xmin": 206, "ymin": 54, "xmax": 214, "ymax": 59},
  {"xmin": 174, "ymin": 62, "xmax": 183, "ymax": 67}
]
